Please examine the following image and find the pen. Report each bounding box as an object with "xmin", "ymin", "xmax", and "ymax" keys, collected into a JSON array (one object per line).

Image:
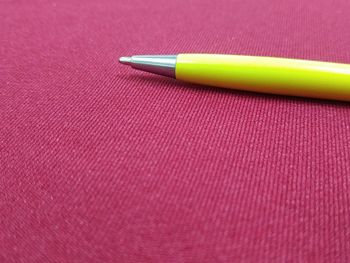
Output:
[{"xmin": 119, "ymin": 54, "xmax": 350, "ymax": 101}]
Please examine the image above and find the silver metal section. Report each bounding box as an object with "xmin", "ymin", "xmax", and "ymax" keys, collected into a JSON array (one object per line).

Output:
[
  {"xmin": 118, "ymin": 55, "xmax": 177, "ymax": 78},
  {"xmin": 119, "ymin": 57, "xmax": 132, "ymax": 65}
]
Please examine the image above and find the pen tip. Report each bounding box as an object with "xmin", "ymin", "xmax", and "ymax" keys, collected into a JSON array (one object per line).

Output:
[{"xmin": 119, "ymin": 56, "xmax": 132, "ymax": 65}]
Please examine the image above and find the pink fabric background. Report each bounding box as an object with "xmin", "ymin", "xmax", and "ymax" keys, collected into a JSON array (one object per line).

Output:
[{"xmin": 1, "ymin": 0, "xmax": 350, "ymax": 261}]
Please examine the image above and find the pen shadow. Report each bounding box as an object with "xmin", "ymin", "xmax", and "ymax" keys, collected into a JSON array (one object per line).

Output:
[{"xmin": 120, "ymin": 73, "xmax": 350, "ymax": 108}]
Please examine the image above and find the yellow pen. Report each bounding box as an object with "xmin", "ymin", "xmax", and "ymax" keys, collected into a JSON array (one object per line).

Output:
[{"xmin": 119, "ymin": 54, "xmax": 350, "ymax": 101}]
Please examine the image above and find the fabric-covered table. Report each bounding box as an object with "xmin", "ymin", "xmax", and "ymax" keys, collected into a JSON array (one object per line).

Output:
[{"xmin": 1, "ymin": 0, "xmax": 350, "ymax": 261}]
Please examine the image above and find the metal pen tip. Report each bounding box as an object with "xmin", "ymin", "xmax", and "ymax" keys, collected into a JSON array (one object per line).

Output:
[
  {"xmin": 119, "ymin": 56, "xmax": 132, "ymax": 65},
  {"xmin": 117, "ymin": 55, "xmax": 177, "ymax": 78}
]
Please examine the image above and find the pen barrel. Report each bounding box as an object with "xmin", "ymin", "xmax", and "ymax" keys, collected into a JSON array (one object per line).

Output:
[{"xmin": 175, "ymin": 54, "xmax": 350, "ymax": 101}]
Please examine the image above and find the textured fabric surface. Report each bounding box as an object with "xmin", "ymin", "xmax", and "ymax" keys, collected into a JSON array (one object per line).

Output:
[{"xmin": 1, "ymin": 0, "xmax": 350, "ymax": 262}]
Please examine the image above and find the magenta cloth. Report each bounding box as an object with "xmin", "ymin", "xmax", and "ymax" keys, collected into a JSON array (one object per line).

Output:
[{"xmin": 1, "ymin": 0, "xmax": 350, "ymax": 261}]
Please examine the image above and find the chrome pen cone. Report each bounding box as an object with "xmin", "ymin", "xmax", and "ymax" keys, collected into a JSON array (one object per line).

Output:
[{"xmin": 118, "ymin": 55, "xmax": 177, "ymax": 78}]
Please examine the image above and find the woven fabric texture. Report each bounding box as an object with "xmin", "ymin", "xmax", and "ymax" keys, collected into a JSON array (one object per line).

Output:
[{"xmin": 1, "ymin": 0, "xmax": 350, "ymax": 261}]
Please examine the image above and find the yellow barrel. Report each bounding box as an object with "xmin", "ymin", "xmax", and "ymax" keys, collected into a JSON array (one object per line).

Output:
[{"xmin": 176, "ymin": 54, "xmax": 350, "ymax": 101}]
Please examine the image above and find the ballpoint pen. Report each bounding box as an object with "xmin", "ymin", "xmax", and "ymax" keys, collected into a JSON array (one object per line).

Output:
[{"xmin": 119, "ymin": 54, "xmax": 350, "ymax": 101}]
